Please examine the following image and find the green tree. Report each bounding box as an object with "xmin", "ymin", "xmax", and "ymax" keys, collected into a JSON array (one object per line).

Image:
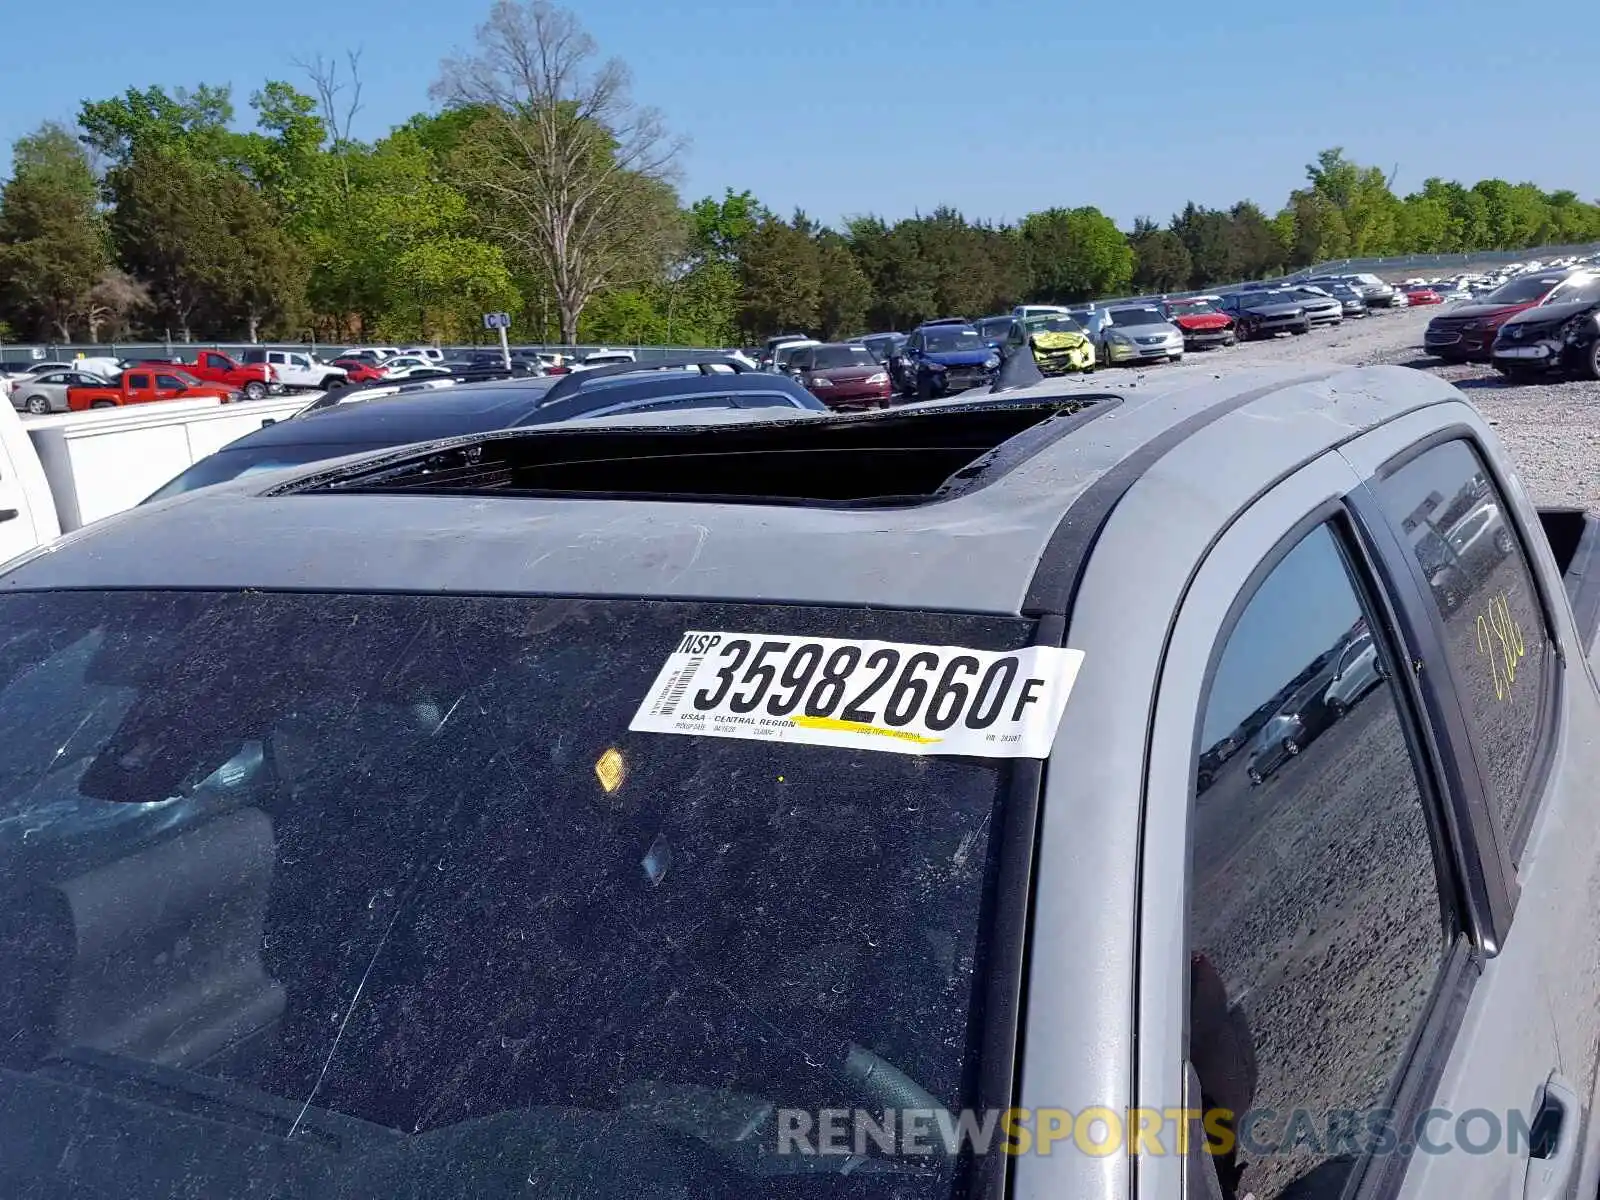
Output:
[
  {"xmin": 815, "ymin": 230, "xmax": 871, "ymax": 338},
  {"xmin": 845, "ymin": 215, "xmax": 938, "ymax": 330},
  {"xmin": 218, "ymin": 173, "xmax": 310, "ymax": 341},
  {"xmin": 79, "ymin": 84, "xmax": 238, "ymax": 168},
  {"xmin": 238, "ymin": 81, "xmax": 328, "ymax": 215},
  {"xmin": 432, "ymin": 0, "xmax": 686, "ymax": 343},
  {"xmin": 1282, "ymin": 190, "xmax": 1352, "ymax": 268},
  {"xmin": 738, "ymin": 215, "xmax": 820, "ymax": 337},
  {"xmin": 0, "ymin": 123, "xmax": 108, "ymax": 340},
  {"xmin": 1302, "ymin": 148, "xmax": 1400, "ymax": 255},
  {"xmin": 1226, "ymin": 202, "xmax": 1288, "ymax": 279},
  {"xmin": 1129, "ymin": 218, "xmax": 1192, "ymax": 294},
  {"xmin": 108, "ymin": 146, "xmax": 236, "ymax": 340},
  {"xmin": 1170, "ymin": 203, "xmax": 1236, "ymax": 286},
  {"xmin": 1020, "ymin": 207, "xmax": 1132, "ymax": 302}
]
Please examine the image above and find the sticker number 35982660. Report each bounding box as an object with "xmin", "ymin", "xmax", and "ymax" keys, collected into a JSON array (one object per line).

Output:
[{"xmin": 628, "ymin": 631, "xmax": 1085, "ymax": 758}]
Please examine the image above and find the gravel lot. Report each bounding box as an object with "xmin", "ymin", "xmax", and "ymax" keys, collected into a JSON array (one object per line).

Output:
[{"xmin": 1208, "ymin": 304, "xmax": 1600, "ymax": 509}]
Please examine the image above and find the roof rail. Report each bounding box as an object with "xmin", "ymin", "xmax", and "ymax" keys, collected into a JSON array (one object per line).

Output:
[{"xmin": 540, "ymin": 354, "xmax": 754, "ymax": 404}]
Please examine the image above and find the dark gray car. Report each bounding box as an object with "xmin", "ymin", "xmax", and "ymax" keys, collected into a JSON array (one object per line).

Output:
[{"xmin": 1219, "ymin": 290, "xmax": 1312, "ymax": 340}]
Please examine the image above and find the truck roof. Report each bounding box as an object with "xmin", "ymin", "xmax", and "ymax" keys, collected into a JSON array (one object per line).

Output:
[{"xmin": 0, "ymin": 363, "xmax": 1465, "ymax": 615}]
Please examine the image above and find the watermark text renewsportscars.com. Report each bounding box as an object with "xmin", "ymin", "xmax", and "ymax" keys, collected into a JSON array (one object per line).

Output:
[{"xmin": 775, "ymin": 1107, "xmax": 1549, "ymax": 1158}]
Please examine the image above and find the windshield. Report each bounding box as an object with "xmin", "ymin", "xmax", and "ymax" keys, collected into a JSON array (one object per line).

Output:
[
  {"xmin": 1486, "ymin": 275, "xmax": 1561, "ymax": 305},
  {"xmin": 0, "ymin": 591, "xmax": 1024, "ymax": 1198},
  {"xmin": 1541, "ymin": 274, "xmax": 1600, "ymax": 306},
  {"xmin": 1025, "ymin": 316, "xmax": 1083, "ymax": 335},
  {"xmin": 1106, "ymin": 307, "xmax": 1165, "ymax": 326},
  {"xmin": 1165, "ymin": 301, "xmax": 1216, "ymax": 316},
  {"xmin": 144, "ymin": 444, "xmax": 375, "ymax": 501},
  {"xmin": 920, "ymin": 329, "xmax": 985, "ymax": 352},
  {"xmin": 809, "ymin": 345, "xmax": 876, "ymax": 369}
]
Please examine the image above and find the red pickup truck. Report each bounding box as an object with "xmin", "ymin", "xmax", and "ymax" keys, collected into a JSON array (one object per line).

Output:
[
  {"xmin": 67, "ymin": 367, "xmax": 236, "ymax": 411},
  {"xmin": 136, "ymin": 350, "xmax": 274, "ymax": 399}
]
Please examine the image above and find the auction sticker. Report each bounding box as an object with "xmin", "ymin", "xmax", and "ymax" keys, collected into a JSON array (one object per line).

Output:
[{"xmin": 629, "ymin": 631, "xmax": 1085, "ymax": 758}]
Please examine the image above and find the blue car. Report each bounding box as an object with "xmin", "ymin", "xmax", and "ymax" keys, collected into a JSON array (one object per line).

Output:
[{"xmin": 891, "ymin": 319, "xmax": 1003, "ymax": 399}]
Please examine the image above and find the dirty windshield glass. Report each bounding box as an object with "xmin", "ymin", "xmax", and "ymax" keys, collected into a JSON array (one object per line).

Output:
[
  {"xmin": 1107, "ymin": 307, "xmax": 1165, "ymax": 326},
  {"xmin": 921, "ymin": 329, "xmax": 985, "ymax": 352},
  {"xmin": 1485, "ymin": 275, "xmax": 1559, "ymax": 304},
  {"xmin": 0, "ymin": 590, "xmax": 1031, "ymax": 1200},
  {"xmin": 811, "ymin": 345, "xmax": 876, "ymax": 369},
  {"xmin": 143, "ymin": 445, "xmax": 376, "ymax": 501}
]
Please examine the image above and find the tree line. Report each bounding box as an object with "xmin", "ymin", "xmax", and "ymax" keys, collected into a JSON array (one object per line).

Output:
[{"xmin": 2, "ymin": 0, "xmax": 1598, "ymax": 348}]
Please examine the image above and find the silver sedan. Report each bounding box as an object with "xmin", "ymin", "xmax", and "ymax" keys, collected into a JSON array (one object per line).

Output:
[
  {"xmin": 1087, "ymin": 303, "xmax": 1185, "ymax": 366},
  {"xmin": 8, "ymin": 369, "xmax": 111, "ymax": 415}
]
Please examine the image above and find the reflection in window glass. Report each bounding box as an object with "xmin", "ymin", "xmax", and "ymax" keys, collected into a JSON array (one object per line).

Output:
[
  {"xmin": 1373, "ymin": 440, "xmax": 1551, "ymax": 846},
  {"xmin": 0, "ymin": 590, "xmax": 1028, "ymax": 1198},
  {"xmin": 1190, "ymin": 523, "xmax": 1447, "ymax": 1200}
]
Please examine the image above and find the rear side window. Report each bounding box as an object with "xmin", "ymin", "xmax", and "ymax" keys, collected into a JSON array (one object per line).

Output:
[
  {"xmin": 1189, "ymin": 522, "xmax": 1450, "ymax": 1200},
  {"xmin": 127, "ymin": 374, "xmax": 150, "ymax": 389},
  {"xmin": 1371, "ymin": 439, "xmax": 1554, "ymax": 851}
]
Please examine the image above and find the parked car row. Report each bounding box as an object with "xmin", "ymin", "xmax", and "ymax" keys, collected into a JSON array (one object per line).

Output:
[
  {"xmin": 1422, "ymin": 266, "xmax": 1600, "ymax": 380},
  {"xmin": 3, "ymin": 342, "xmax": 675, "ymax": 416},
  {"xmin": 763, "ymin": 281, "xmax": 1403, "ymax": 405}
]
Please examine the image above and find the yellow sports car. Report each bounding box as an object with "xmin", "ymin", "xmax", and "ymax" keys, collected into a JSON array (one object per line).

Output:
[{"xmin": 1016, "ymin": 314, "xmax": 1096, "ymax": 374}]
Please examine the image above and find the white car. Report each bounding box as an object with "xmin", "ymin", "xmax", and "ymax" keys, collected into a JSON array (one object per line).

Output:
[
  {"xmin": 571, "ymin": 349, "xmax": 638, "ymax": 372},
  {"xmin": 400, "ymin": 347, "xmax": 446, "ymax": 364},
  {"xmin": 338, "ymin": 346, "xmax": 401, "ymax": 364},
  {"xmin": 240, "ymin": 349, "xmax": 349, "ymax": 393},
  {"xmin": 374, "ymin": 355, "xmax": 446, "ymax": 379},
  {"xmin": 1323, "ymin": 632, "xmax": 1384, "ymax": 714}
]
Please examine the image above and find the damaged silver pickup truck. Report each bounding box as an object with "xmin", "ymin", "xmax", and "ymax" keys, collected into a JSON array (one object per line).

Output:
[{"xmin": 0, "ymin": 361, "xmax": 1598, "ymax": 1200}]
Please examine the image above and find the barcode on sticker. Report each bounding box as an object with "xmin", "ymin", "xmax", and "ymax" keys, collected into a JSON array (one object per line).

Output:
[{"xmin": 652, "ymin": 657, "xmax": 704, "ymax": 716}]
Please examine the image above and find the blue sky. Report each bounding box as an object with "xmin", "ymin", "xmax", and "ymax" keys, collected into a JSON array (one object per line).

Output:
[{"xmin": 3, "ymin": 0, "xmax": 1596, "ymax": 228}]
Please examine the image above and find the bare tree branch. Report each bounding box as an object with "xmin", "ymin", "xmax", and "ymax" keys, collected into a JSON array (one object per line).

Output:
[
  {"xmin": 293, "ymin": 49, "xmax": 365, "ymax": 146},
  {"xmin": 432, "ymin": 0, "xmax": 686, "ymax": 342}
]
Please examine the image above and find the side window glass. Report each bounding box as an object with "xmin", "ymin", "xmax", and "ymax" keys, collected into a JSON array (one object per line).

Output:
[
  {"xmin": 127, "ymin": 374, "xmax": 151, "ymax": 390},
  {"xmin": 1371, "ymin": 439, "xmax": 1553, "ymax": 849},
  {"xmin": 155, "ymin": 375, "xmax": 187, "ymax": 389},
  {"xmin": 1189, "ymin": 522, "xmax": 1449, "ymax": 1200}
]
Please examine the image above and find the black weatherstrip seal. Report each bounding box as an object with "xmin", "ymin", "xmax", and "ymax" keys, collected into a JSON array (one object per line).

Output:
[
  {"xmin": 968, "ymin": 610, "xmax": 1065, "ymax": 1200},
  {"xmin": 1020, "ymin": 370, "xmax": 1341, "ymax": 618}
]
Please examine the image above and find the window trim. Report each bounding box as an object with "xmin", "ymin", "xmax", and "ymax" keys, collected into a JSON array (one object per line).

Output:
[
  {"xmin": 1365, "ymin": 425, "xmax": 1562, "ymax": 875},
  {"xmin": 1346, "ymin": 482, "xmax": 1518, "ymax": 948},
  {"xmin": 1186, "ymin": 502, "xmax": 1477, "ymax": 1200}
]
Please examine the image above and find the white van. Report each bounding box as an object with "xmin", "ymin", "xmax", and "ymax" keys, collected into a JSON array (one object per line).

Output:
[{"xmin": 0, "ymin": 392, "xmax": 313, "ymax": 564}]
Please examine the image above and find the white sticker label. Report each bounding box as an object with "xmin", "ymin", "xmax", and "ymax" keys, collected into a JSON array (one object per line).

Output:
[{"xmin": 629, "ymin": 632, "xmax": 1085, "ymax": 758}]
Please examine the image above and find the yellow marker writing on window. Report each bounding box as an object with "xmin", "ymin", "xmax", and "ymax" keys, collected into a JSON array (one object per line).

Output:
[{"xmin": 1476, "ymin": 592, "xmax": 1526, "ymax": 702}]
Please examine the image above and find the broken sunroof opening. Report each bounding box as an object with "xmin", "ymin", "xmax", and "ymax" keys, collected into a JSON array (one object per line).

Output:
[{"xmin": 277, "ymin": 396, "xmax": 1120, "ymax": 508}]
